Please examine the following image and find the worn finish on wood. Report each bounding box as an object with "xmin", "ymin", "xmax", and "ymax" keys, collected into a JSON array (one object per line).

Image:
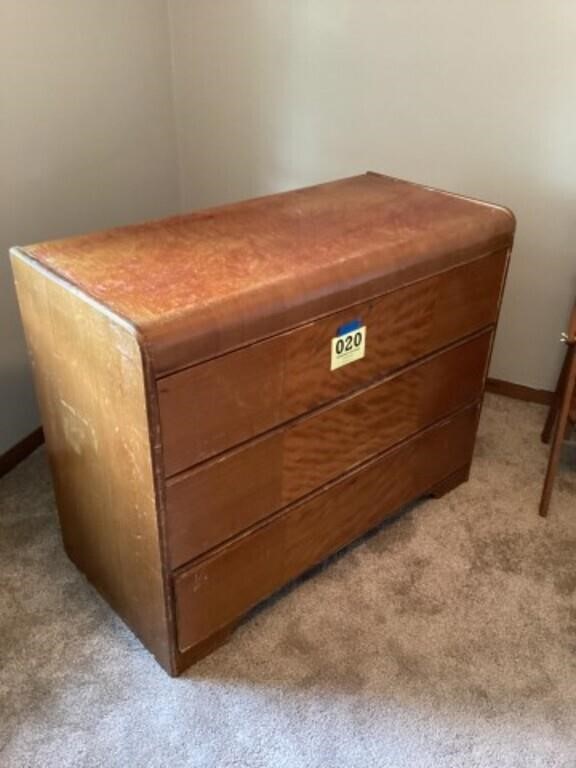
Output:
[
  {"xmin": 159, "ymin": 251, "xmax": 506, "ymax": 476},
  {"xmin": 10, "ymin": 173, "xmax": 514, "ymax": 675},
  {"xmin": 10, "ymin": 254, "xmax": 172, "ymax": 671},
  {"xmin": 174, "ymin": 406, "xmax": 479, "ymax": 653},
  {"xmin": 23, "ymin": 173, "xmax": 514, "ymax": 375},
  {"xmin": 166, "ymin": 330, "xmax": 492, "ymax": 567}
]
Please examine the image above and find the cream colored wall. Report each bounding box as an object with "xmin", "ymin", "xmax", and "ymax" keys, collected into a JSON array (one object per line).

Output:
[
  {"xmin": 168, "ymin": 0, "xmax": 576, "ymax": 392},
  {"xmin": 0, "ymin": 0, "xmax": 180, "ymax": 453},
  {"xmin": 3, "ymin": 1, "xmax": 575, "ymax": 453}
]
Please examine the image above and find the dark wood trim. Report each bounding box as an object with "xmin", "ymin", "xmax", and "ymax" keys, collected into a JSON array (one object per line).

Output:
[
  {"xmin": 0, "ymin": 427, "xmax": 44, "ymax": 479},
  {"xmin": 486, "ymin": 377, "xmax": 553, "ymax": 405}
]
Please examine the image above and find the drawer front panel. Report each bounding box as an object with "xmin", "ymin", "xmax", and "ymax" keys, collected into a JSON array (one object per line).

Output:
[
  {"xmin": 159, "ymin": 250, "xmax": 506, "ymax": 476},
  {"xmin": 166, "ymin": 331, "xmax": 491, "ymax": 568},
  {"xmin": 174, "ymin": 404, "xmax": 479, "ymax": 653}
]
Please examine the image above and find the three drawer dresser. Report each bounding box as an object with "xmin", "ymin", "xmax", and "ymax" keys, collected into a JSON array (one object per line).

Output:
[{"xmin": 11, "ymin": 173, "xmax": 515, "ymax": 675}]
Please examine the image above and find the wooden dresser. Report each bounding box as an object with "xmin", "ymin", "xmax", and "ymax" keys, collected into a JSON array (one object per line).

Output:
[{"xmin": 10, "ymin": 173, "xmax": 515, "ymax": 675}]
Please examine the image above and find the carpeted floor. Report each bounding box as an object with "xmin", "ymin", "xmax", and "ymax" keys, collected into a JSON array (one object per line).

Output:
[{"xmin": 1, "ymin": 394, "xmax": 575, "ymax": 768}]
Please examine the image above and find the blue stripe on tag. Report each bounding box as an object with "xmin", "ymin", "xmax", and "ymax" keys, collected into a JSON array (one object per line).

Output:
[{"xmin": 337, "ymin": 319, "xmax": 362, "ymax": 336}]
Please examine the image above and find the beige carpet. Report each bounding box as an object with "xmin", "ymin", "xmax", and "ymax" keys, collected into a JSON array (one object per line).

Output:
[{"xmin": 1, "ymin": 394, "xmax": 575, "ymax": 768}]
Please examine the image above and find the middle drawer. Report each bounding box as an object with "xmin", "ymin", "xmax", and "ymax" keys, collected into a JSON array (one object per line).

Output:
[{"xmin": 165, "ymin": 329, "xmax": 491, "ymax": 569}]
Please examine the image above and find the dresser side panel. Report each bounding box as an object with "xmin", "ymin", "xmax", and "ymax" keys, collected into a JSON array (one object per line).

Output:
[{"xmin": 10, "ymin": 251, "xmax": 172, "ymax": 672}]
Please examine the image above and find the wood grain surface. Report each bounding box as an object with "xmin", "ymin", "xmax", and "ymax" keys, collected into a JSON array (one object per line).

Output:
[
  {"xmin": 22, "ymin": 173, "xmax": 514, "ymax": 374},
  {"xmin": 10, "ymin": 251, "xmax": 173, "ymax": 672},
  {"xmin": 159, "ymin": 250, "xmax": 506, "ymax": 476},
  {"xmin": 174, "ymin": 404, "xmax": 479, "ymax": 653},
  {"xmin": 10, "ymin": 174, "xmax": 514, "ymax": 675},
  {"xmin": 166, "ymin": 330, "xmax": 492, "ymax": 567}
]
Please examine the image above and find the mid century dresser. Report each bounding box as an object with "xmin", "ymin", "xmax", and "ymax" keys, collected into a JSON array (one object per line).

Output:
[{"xmin": 11, "ymin": 173, "xmax": 515, "ymax": 675}]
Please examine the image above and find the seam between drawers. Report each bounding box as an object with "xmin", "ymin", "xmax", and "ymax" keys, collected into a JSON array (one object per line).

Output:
[
  {"xmin": 154, "ymin": 246, "xmax": 510, "ymax": 381},
  {"xmin": 169, "ymin": 400, "xmax": 481, "ymax": 579},
  {"xmin": 164, "ymin": 325, "xmax": 494, "ymax": 486}
]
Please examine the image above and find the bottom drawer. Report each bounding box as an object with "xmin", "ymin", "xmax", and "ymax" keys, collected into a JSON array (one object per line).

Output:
[{"xmin": 174, "ymin": 404, "xmax": 479, "ymax": 653}]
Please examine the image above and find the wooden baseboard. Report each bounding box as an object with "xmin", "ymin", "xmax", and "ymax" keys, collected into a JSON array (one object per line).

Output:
[
  {"xmin": 486, "ymin": 378, "xmax": 553, "ymax": 406},
  {"xmin": 0, "ymin": 427, "xmax": 44, "ymax": 479}
]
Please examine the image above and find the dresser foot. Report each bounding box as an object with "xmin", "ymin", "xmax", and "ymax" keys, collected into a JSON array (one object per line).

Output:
[
  {"xmin": 429, "ymin": 465, "xmax": 470, "ymax": 499},
  {"xmin": 174, "ymin": 621, "xmax": 239, "ymax": 675}
]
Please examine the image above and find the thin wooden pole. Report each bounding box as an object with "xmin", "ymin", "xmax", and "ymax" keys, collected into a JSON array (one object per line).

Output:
[{"xmin": 539, "ymin": 300, "xmax": 576, "ymax": 517}]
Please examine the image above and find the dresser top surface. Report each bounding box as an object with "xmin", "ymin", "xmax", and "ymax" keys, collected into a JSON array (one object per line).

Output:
[{"xmin": 16, "ymin": 173, "xmax": 514, "ymax": 374}]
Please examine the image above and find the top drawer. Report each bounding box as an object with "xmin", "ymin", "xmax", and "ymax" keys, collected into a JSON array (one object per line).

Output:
[{"xmin": 158, "ymin": 250, "xmax": 507, "ymax": 476}]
